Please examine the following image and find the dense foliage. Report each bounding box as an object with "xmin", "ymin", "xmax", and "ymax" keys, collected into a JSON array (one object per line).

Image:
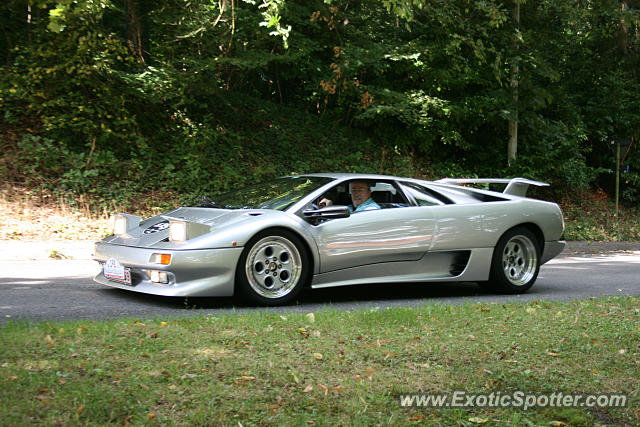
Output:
[{"xmin": 1, "ymin": 0, "xmax": 638, "ymax": 210}]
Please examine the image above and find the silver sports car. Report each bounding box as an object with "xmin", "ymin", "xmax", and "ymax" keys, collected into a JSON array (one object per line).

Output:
[{"xmin": 93, "ymin": 173, "xmax": 565, "ymax": 305}]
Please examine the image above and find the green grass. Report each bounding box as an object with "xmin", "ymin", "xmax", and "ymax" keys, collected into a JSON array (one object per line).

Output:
[{"xmin": 1, "ymin": 297, "xmax": 638, "ymax": 426}]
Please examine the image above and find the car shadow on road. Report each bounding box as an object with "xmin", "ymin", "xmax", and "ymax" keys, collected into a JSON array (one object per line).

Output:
[{"xmin": 100, "ymin": 281, "xmax": 497, "ymax": 311}]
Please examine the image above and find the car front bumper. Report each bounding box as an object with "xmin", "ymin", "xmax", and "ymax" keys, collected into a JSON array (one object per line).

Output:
[{"xmin": 93, "ymin": 242, "xmax": 243, "ymax": 297}]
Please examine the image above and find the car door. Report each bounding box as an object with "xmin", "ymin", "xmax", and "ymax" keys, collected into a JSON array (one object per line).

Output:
[{"xmin": 309, "ymin": 180, "xmax": 436, "ymax": 273}]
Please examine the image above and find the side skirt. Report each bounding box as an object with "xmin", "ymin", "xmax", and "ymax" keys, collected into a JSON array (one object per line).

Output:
[{"xmin": 310, "ymin": 248, "xmax": 493, "ymax": 289}]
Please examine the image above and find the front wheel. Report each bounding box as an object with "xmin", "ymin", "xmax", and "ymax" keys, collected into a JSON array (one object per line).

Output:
[
  {"xmin": 236, "ymin": 230, "xmax": 309, "ymax": 306},
  {"xmin": 483, "ymin": 227, "xmax": 541, "ymax": 294}
]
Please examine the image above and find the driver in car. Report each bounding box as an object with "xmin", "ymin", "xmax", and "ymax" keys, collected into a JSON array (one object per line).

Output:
[
  {"xmin": 316, "ymin": 181, "xmax": 381, "ymax": 212},
  {"xmin": 348, "ymin": 181, "xmax": 380, "ymax": 212}
]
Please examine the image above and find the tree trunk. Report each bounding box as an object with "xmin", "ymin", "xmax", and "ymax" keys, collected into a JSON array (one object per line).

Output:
[
  {"xmin": 127, "ymin": 0, "xmax": 144, "ymax": 62},
  {"xmin": 507, "ymin": 0, "xmax": 520, "ymax": 167}
]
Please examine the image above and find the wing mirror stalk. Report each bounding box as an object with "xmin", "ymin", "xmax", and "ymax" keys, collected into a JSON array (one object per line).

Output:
[{"xmin": 303, "ymin": 205, "xmax": 350, "ymax": 224}]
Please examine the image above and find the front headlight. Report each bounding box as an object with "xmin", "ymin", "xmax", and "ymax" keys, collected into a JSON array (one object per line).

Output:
[
  {"xmin": 113, "ymin": 214, "xmax": 141, "ymax": 237},
  {"xmin": 168, "ymin": 220, "xmax": 210, "ymax": 243},
  {"xmin": 114, "ymin": 216, "xmax": 127, "ymax": 235},
  {"xmin": 169, "ymin": 220, "xmax": 187, "ymax": 242}
]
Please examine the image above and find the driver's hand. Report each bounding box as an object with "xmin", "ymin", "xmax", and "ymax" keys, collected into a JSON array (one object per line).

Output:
[{"xmin": 318, "ymin": 198, "xmax": 333, "ymax": 208}]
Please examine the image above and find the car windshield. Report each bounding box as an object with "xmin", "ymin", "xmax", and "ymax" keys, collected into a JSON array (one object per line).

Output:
[{"xmin": 201, "ymin": 176, "xmax": 334, "ymax": 210}]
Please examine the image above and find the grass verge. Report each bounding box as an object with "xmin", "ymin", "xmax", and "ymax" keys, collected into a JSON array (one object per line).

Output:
[
  {"xmin": 559, "ymin": 188, "xmax": 640, "ymax": 241},
  {"xmin": 1, "ymin": 297, "xmax": 638, "ymax": 425},
  {"xmin": 0, "ymin": 190, "xmax": 111, "ymax": 241}
]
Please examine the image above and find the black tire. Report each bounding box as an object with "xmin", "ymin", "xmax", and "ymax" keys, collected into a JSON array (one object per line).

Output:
[
  {"xmin": 481, "ymin": 227, "xmax": 541, "ymax": 294},
  {"xmin": 235, "ymin": 229, "xmax": 310, "ymax": 306}
]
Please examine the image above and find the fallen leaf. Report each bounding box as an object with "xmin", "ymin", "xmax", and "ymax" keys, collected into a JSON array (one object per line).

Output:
[
  {"xmin": 313, "ymin": 353, "xmax": 323, "ymax": 360},
  {"xmin": 547, "ymin": 352, "xmax": 559, "ymax": 357},
  {"xmin": 468, "ymin": 417, "xmax": 489, "ymax": 424},
  {"xmin": 485, "ymin": 379, "xmax": 500, "ymax": 390},
  {"xmin": 6, "ymin": 376, "xmax": 17, "ymax": 381},
  {"xmin": 298, "ymin": 328, "xmax": 310, "ymax": 338},
  {"xmin": 317, "ymin": 383, "xmax": 328, "ymax": 395},
  {"xmin": 408, "ymin": 414, "xmax": 423, "ymax": 421},
  {"xmin": 303, "ymin": 385, "xmax": 313, "ymax": 393},
  {"xmin": 240, "ymin": 375, "xmax": 255, "ymax": 381},
  {"xmin": 365, "ymin": 366, "xmax": 375, "ymax": 378}
]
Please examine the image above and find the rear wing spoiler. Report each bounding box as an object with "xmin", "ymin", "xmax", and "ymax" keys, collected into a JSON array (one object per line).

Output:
[{"xmin": 435, "ymin": 178, "xmax": 549, "ymax": 197}]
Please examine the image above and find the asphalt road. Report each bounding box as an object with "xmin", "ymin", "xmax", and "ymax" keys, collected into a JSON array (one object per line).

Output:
[{"xmin": 1, "ymin": 241, "xmax": 639, "ymax": 323}]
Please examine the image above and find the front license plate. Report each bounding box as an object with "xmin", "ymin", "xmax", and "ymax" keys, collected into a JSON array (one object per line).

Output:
[{"xmin": 104, "ymin": 257, "xmax": 132, "ymax": 285}]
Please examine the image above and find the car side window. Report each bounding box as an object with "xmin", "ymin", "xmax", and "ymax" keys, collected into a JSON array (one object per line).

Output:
[
  {"xmin": 312, "ymin": 180, "xmax": 411, "ymax": 211},
  {"xmin": 400, "ymin": 183, "xmax": 445, "ymax": 206}
]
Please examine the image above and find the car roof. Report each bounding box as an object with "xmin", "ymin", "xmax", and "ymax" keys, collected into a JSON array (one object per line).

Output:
[
  {"xmin": 293, "ymin": 173, "xmax": 517, "ymax": 205},
  {"xmin": 296, "ymin": 172, "xmax": 417, "ymax": 181}
]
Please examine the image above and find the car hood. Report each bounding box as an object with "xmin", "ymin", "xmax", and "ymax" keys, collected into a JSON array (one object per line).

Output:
[{"xmin": 101, "ymin": 207, "xmax": 271, "ymax": 249}]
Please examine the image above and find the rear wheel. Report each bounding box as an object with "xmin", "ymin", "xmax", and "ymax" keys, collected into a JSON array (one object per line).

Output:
[
  {"xmin": 482, "ymin": 227, "xmax": 540, "ymax": 294},
  {"xmin": 236, "ymin": 230, "xmax": 309, "ymax": 306}
]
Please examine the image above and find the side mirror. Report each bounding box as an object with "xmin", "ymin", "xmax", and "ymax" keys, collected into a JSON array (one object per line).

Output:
[{"xmin": 303, "ymin": 205, "xmax": 350, "ymax": 224}]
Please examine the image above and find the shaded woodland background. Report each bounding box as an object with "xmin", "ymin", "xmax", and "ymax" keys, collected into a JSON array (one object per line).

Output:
[{"xmin": 1, "ymin": 0, "xmax": 638, "ymax": 212}]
